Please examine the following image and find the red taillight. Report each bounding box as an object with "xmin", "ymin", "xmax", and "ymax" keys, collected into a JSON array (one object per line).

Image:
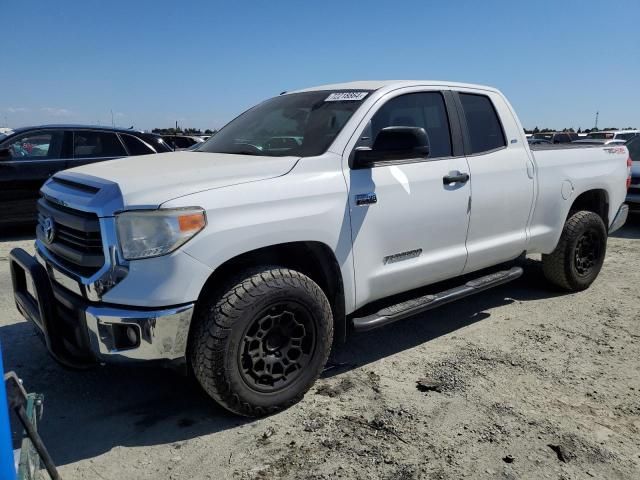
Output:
[{"xmin": 627, "ymin": 156, "xmax": 632, "ymax": 190}]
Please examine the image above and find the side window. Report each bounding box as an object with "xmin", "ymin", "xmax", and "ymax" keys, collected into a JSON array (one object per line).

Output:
[
  {"xmin": 368, "ymin": 92, "xmax": 453, "ymax": 158},
  {"xmin": 173, "ymin": 137, "xmax": 191, "ymax": 149},
  {"xmin": 3, "ymin": 130, "xmax": 64, "ymax": 160},
  {"xmin": 73, "ymin": 131, "xmax": 126, "ymax": 158},
  {"xmin": 616, "ymin": 132, "xmax": 637, "ymax": 141},
  {"xmin": 459, "ymin": 93, "xmax": 506, "ymax": 154},
  {"xmin": 120, "ymin": 134, "xmax": 155, "ymax": 155},
  {"xmin": 627, "ymin": 137, "xmax": 640, "ymax": 161}
]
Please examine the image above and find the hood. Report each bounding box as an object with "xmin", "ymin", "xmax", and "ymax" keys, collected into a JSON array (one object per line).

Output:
[{"xmin": 62, "ymin": 151, "xmax": 299, "ymax": 208}]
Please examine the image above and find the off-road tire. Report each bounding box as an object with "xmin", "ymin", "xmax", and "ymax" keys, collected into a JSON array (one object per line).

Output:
[
  {"xmin": 189, "ymin": 267, "xmax": 333, "ymax": 417},
  {"xmin": 542, "ymin": 210, "xmax": 607, "ymax": 291}
]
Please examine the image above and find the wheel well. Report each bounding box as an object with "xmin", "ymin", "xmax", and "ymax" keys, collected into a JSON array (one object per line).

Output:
[
  {"xmin": 197, "ymin": 241, "xmax": 347, "ymax": 343},
  {"xmin": 569, "ymin": 189, "xmax": 609, "ymax": 226}
]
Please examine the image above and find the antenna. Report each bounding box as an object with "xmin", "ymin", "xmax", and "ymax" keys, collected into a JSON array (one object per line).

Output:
[
  {"xmin": 110, "ymin": 109, "xmax": 115, "ymax": 128},
  {"xmin": 594, "ymin": 111, "xmax": 599, "ymax": 130}
]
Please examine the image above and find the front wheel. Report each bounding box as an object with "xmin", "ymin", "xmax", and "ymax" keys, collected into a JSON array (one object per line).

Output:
[
  {"xmin": 542, "ymin": 210, "xmax": 607, "ymax": 291},
  {"xmin": 189, "ymin": 267, "xmax": 333, "ymax": 417}
]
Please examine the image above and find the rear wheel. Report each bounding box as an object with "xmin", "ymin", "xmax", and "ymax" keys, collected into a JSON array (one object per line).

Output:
[
  {"xmin": 542, "ymin": 210, "xmax": 607, "ymax": 291},
  {"xmin": 189, "ymin": 267, "xmax": 333, "ymax": 417}
]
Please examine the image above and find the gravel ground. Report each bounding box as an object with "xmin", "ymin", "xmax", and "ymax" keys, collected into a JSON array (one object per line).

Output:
[{"xmin": 1, "ymin": 218, "xmax": 639, "ymax": 480}]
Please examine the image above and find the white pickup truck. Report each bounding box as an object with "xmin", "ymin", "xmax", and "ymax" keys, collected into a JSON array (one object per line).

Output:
[{"xmin": 10, "ymin": 81, "xmax": 630, "ymax": 416}]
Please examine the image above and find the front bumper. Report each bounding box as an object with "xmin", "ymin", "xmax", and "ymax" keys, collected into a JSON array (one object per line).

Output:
[{"xmin": 10, "ymin": 248, "xmax": 194, "ymax": 368}]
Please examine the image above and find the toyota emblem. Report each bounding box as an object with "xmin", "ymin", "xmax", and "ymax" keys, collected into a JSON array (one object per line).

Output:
[{"xmin": 42, "ymin": 217, "xmax": 56, "ymax": 244}]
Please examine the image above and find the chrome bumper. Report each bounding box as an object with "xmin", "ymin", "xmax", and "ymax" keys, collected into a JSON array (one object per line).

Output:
[
  {"xmin": 85, "ymin": 303, "xmax": 194, "ymax": 363},
  {"xmin": 12, "ymin": 247, "xmax": 194, "ymax": 365},
  {"xmin": 609, "ymin": 203, "xmax": 629, "ymax": 234}
]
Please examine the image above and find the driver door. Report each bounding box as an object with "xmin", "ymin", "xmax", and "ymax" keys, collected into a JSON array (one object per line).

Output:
[
  {"xmin": 343, "ymin": 90, "xmax": 472, "ymax": 308},
  {"xmin": 0, "ymin": 129, "xmax": 69, "ymax": 226}
]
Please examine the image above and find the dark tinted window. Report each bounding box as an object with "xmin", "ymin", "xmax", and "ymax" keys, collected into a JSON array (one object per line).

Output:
[
  {"xmin": 588, "ymin": 132, "xmax": 615, "ymax": 139},
  {"xmin": 459, "ymin": 93, "xmax": 506, "ymax": 154},
  {"xmin": 627, "ymin": 136, "xmax": 640, "ymax": 163},
  {"xmin": 534, "ymin": 133, "xmax": 553, "ymax": 140},
  {"xmin": 617, "ymin": 132, "xmax": 638, "ymax": 141},
  {"xmin": 2, "ymin": 130, "xmax": 64, "ymax": 160},
  {"xmin": 369, "ymin": 92, "xmax": 452, "ymax": 158},
  {"xmin": 120, "ymin": 134, "xmax": 155, "ymax": 155},
  {"xmin": 73, "ymin": 131, "xmax": 126, "ymax": 158},
  {"xmin": 175, "ymin": 137, "xmax": 194, "ymax": 148}
]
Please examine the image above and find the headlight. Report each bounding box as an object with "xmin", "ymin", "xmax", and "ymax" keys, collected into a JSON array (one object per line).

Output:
[{"xmin": 116, "ymin": 208, "xmax": 206, "ymax": 260}]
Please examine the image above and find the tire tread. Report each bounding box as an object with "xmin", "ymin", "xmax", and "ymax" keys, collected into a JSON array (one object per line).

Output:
[{"xmin": 190, "ymin": 267, "xmax": 332, "ymax": 417}]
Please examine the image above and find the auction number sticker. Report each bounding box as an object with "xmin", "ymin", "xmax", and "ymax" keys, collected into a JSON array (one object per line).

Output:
[{"xmin": 325, "ymin": 92, "xmax": 368, "ymax": 102}]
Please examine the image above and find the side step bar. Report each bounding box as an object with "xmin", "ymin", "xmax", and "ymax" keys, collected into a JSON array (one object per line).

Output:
[{"xmin": 352, "ymin": 266, "xmax": 523, "ymax": 332}]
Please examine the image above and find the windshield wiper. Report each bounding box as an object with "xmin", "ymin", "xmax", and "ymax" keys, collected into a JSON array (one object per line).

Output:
[{"xmin": 226, "ymin": 149, "xmax": 262, "ymax": 156}]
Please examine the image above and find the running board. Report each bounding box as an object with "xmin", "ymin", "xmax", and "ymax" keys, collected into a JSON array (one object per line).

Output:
[{"xmin": 351, "ymin": 266, "xmax": 523, "ymax": 332}]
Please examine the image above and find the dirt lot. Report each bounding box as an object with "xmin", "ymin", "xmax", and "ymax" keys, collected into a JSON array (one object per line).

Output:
[{"xmin": 1, "ymin": 218, "xmax": 639, "ymax": 480}]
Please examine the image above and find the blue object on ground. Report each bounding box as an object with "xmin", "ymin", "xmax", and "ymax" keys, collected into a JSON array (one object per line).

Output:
[{"xmin": 0, "ymin": 344, "xmax": 16, "ymax": 479}]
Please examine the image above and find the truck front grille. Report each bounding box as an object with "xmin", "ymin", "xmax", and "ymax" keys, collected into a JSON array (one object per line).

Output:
[{"xmin": 37, "ymin": 198, "xmax": 105, "ymax": 276}]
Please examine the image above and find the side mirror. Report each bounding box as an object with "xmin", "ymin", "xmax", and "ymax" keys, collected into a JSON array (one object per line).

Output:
[
  {"xmin": 0, "ymin": 147, "xmax": 11, "ymax": 161},
  {"xmin": 353, "ymin": 126, "xmax": 430, "ymax": 168}
]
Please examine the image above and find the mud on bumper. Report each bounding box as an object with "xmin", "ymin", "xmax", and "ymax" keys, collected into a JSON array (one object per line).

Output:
[{"xmin": 9, "ymin": 248, "xmax": 194, "ymax": 368}]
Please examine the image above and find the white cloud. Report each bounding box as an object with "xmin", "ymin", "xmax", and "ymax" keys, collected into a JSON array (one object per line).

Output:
[
  {"xmin": 41, "ymin": 107, "xmax": 72, "ymax": 117},
  {"xmin": 5, "ymin": 107, "xmax": 29, "ymax": 113}
]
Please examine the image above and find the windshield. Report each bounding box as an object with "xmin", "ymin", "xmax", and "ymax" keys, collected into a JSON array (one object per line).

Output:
[{"xmin": 197, "ymin": 90, "xmax": 370, "ymax": 157}]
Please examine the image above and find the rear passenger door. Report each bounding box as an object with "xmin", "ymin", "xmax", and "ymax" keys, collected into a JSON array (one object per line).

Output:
[
  {"xmin": 68, "ymin": 130, "xmax": 127, "ymax": 168},
  {"xmin": 454, "ymin": 91, "xmax": 535, "ymax": 273}
]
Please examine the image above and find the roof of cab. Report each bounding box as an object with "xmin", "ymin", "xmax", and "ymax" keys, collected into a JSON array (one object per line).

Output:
[
  {"xmin": 289, "ymin": 80, "xmax": 500, "ymax": 94},
  {"xmin": 9, "ymin": 124, "xmax": 149, "ymax": 135}
]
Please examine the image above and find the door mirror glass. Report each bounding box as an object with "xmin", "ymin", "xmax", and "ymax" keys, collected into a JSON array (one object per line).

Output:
[{"xmin": 354, "ymin": 126, "xmax": 430, "ymax": 167}]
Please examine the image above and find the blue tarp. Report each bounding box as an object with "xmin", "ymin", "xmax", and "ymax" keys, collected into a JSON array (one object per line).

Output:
[{"xmin": 0, "ymin": 345, "xmax": 16, "ymax": 479}]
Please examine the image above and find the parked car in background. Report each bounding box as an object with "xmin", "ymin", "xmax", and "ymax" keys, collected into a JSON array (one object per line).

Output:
[
  {"xmin": 161, "ymin": 135, "xmax": 205, "ymax": 150},
  {"xmin": 626, "ymin": 135, "xmax": 640, "ymax": 210},
  {"xmin": 528, "ymin": 138, "xmax": 552, "ymax": 145},
  {"xmin": 532, "ymin": 132, "xmax": 579, "ymax": 144},
  {"xmin": 0, "ymin": 125, "xmax": 172, "ymax": 227},
  {"xmin": 586, "ymin": 130, "xmax": 639, "ymax": 142},
  {"xmin": 571, "ymin": 138, "xmax": 626, "ymax": 146}
]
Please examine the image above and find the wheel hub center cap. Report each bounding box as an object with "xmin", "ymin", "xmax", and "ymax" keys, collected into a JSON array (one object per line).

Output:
[{"xmin": 264, "ymin": 329, "xmax": 286, "ymax": 352}]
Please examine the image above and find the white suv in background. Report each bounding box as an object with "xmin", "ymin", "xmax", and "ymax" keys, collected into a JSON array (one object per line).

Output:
[{"xmin": 586, "ymin": 130, "xmax": 639, "ymax": 143}]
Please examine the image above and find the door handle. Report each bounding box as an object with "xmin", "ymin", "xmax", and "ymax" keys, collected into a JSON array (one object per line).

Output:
[{"xmin": 443, "ymin": 172, "xmax": 469, "ymax": 185}]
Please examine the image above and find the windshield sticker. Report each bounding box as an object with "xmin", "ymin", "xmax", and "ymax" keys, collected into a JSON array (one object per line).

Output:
[{"xmin": 325, "ymin": 92, "xmax": 368, "ymax": 102}]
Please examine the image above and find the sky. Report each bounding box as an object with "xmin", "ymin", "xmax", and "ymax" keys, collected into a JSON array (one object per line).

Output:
[{"xmin": 2, "ymin": 0, "xmax": 639, "ymax": 132}]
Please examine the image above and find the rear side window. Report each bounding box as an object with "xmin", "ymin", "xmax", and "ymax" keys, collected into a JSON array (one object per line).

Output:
[
  {"xmin": 459, "ymin": 93, "xmax": 506, "ymax": 154},
  {"xmin": 120, "ymin": 134, "xmax": 155, "ymax": 155},
  {"xmin": 369, "ymin": 92, "xmax": 453, "ymax": 158},
  {"xmin": 627, "ymin": 137, "xmax": 640, "ymax": 162},
  {"xmin": 74, "ymin": 131, "xmax": 126, "ymax": 158},
  {"xmin": 616, "ymin": 132, "xmax": 637, "ymax": 141}
]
